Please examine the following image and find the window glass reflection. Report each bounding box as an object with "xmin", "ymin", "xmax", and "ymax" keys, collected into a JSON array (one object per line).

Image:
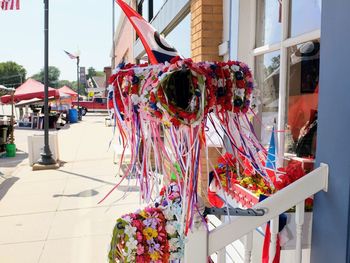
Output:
[
  {"xmin": 165, "ymin": 14, "xmax": 191, "ymax": 59},
  {"xmin": 290, "ymin": 0, "xmax": 321, "ymax": 37},
  {"xmin": 255, "ymin": 51, "xmax": 280, "ymax": 147},
  {"xmin": 256, "ymin": 0, "xmax": 282, "ymax": 47},
  {"xmin": 286, "ymin": 41, "xmax": 320, "ymax": 157},
  {"xmin": 153, "ymin": 0, "xmax": 166, "ymax": 17}
]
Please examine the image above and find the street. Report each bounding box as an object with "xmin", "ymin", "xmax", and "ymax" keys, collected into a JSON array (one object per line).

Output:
[{"xmin": 0, "ymin": 114, "xmax": 140, "ymax": 263}]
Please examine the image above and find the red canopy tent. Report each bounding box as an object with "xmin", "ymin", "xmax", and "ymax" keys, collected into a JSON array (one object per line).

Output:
[
  {"xmin": 0, "ymin": 78, "xmax": 60, "ymax": 104},
  {"xmin": 58, "ymin": 85, "xmax": 77, "ymax": 98}
]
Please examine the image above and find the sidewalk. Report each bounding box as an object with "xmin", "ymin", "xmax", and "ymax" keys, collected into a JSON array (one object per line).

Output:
[{"xmin": 0, "ymin": 115, "xmax": 141, "ymax": 263}]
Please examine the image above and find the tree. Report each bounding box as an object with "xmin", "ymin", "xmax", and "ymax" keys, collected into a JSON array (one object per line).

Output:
[
  {"xmin": 57, "ymin": 80, "xmax": 74, "ymax": 89},
  {"xmin": 0, "ymin": 61, "xmax": 26, "ymax": 89},
  {"xmin": 87, "ymin": 66, "xmax": 104, "ymax": 79},
  {"xmin": 31, "ymin": 66, "xmax": 61, "ymax": 88},
  {"xmin": 266, "ymin": 55, "xmax": 280, "ymax": 76}
]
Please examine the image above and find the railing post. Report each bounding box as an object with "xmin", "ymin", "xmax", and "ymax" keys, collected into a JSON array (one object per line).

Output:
[
  {"xmin": 269, "ymin": 217, "xmax": 279, "ymax": 263},
  {"xmin": 217, "ymin": 216, "xmax": 227, "ymax": 263},
  {"xmin": 244, "ymin": 231, "xmax": 253, "ymax": 263},
  {"xmin": 184, "ymin": 201, "xmax": 208, "ymax": 263},
  {"xmin": 184, "ymin": 223, "xmax": 208, "ymax": 263},
  {"xmin": 295, "ymin": 201, "xmax": 305, "ymax": 263}
]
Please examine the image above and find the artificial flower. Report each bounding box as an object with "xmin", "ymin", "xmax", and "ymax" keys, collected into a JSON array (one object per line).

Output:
[{"xmin": 143, "ymin": 227, "xmax": 158, "ymax": 240}]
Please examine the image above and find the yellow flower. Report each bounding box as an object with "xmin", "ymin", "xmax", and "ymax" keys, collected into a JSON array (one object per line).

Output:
[
  {"xmin": 142, "ymin": 227, "xmax": 158, "ymax": 240},
  {"xmin": 139, "ymin": 210, "xmax": 148, "ymax": 218},
  {"xmin": 150, "ymin": 251, "xmax": 160, "ymax": 261}
]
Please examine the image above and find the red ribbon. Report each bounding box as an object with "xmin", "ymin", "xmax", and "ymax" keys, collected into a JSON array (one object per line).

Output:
[{"xmin": 262, "ymin": 223, "xmax": 281, "ymax": 263}]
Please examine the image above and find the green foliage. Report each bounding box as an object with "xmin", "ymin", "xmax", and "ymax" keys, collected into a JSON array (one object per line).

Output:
[
  {"xmin": 31, "ymin": 66, "xmax": 61, "ymax": 88},
  {"xmin": 57, "ymin": 79, "xmax": 74, "ymax": 89},
  {"xmin": 87, "ymin": 66, "xmax": 104, "ymax": 79},
  {"xmin": 0, "ymin": 61, "xmax": 26, "ymax": 89},
  {"xmin": 266, "ymin": 55, "xmax": 280, "ymax": 76}
]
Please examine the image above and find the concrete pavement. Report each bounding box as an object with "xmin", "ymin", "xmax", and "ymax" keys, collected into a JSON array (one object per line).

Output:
[{"xmin": 0, "ymin": 114, "xmax": 141, "ymax": 263}]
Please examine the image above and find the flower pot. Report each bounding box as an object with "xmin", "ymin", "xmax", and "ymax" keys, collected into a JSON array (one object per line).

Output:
[{"xmin": 6, "ymin": 143, "xmax": 16, "ymax": 157}]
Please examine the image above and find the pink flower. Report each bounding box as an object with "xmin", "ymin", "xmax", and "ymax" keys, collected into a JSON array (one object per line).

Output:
[
  {"xmin": 136, "ymin": 244, "xmax": 145, "ymax": 255},
  {"xmin": 136, "ymin": 231, "xmax": 143, "ymax": 242}
]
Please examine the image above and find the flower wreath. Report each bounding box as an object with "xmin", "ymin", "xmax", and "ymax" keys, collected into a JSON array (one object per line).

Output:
[
  {"xmin": 109, "ymin": 57, "xmax": 255, "ymax": 127},
  {"xmin": 109, "ymin": 182, "xmax": 184, "ymax": 263}
]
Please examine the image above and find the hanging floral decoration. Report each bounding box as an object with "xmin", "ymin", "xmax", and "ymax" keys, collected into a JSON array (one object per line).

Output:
[
  {"xmin": 102, "ymin": 57, "xmax": 275, "ymax": 235},
  {"xmin": 109, "ymin": 182, "xmax": 184, "ymax": 263}
]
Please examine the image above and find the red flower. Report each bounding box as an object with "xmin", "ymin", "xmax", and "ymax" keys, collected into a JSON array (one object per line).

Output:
[
  {"xmin": 149, "ymin": 92, "xmax": 156, "ymax": 103},
  {"xmin": 153, "ymin": 111, "xmax": 162, "ymax": 119},
  {"xmin": 170, "ymin": 118, "xmax": 181, "ymax": 127},
  {"xmin": 170, "ymin": 56, "xmax": 181, "ymax": 64},
  {"xmin": 131, "ymin": 84, "xmax": 138, "ymax": 94},
  {"xmin": 236, "ymin": 79, "xmax": 245, "ymax": 88}
]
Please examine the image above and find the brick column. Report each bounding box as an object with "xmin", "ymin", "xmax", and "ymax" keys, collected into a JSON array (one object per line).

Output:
[
  {"xmin": 191, "ymin": 0, "xmax": 224, "ymax": 207},
  {"xmin": 191, "ymin": 0, "xmax": 223, "ymax": 62}
]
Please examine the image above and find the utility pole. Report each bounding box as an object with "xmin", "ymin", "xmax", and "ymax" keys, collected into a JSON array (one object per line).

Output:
[{"xmin": 38, "ymin": 0, "xmax": 56, "ymax": 165}]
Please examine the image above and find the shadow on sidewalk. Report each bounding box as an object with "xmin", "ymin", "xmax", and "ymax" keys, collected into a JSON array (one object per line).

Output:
[
  {"xmin": 0, "ymin": 177, "xmax": 19, "ymax": 201},
  {"xmin": 0, "ymin": 150, "xmax": 28, "ymax": 168},
  {"xmin": 53, "ymin": 189, "xmax": 99, "ymax": 198},
  {"xmin": 57, "ymin": 169, "xmax": 115, "ymax": 185}
]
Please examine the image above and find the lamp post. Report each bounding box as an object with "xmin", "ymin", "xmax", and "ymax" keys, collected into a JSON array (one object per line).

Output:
[
  {"xmin": 76, "ymin": 54, "xmax": 81, "ymax": 120},
  {"xmin": 38, "ymin": 0, "xmax": 56, "ymax": 165}
]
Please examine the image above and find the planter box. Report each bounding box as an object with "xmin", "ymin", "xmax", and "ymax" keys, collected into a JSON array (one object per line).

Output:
[
  {"xmin": 215, "ymin": 187, "xmax": 313, "ymax": 249},
  {"xmin": 215, "ymin": 183, "xmax": 259, "ymax": 208},
  {"xmin": 27, "ymin": 134, "xmax": 60, "ymax": 166}
]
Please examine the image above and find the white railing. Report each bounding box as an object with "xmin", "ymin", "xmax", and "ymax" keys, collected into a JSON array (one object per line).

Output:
[{"xmin": 184, "ymin": 163, "xmax": 329, "ymax": 263}]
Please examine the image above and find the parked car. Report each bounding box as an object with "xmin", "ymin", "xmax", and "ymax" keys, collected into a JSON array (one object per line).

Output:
[{"xmin": 72, "ymin": 97, "xmax": 108, "ymax": 116}]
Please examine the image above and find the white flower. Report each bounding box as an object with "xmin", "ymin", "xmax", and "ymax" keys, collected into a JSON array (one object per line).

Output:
[
  {"xmin": 130, "ymin": 94, "xmax": 140, "ymax": 104},
  {"xmin": 235, "ymin": 88, "xmax": 245, "ymax": 97},
  {"xmin": 163, "ymin": 208, "xmax": 175, "ymax": 220},
  {"xmin": 231, "ymin": 65, "xmax": 240, "ymax": 71},
  {"xmin": 169, "ymin": 237, "xmax": 180, "ymax": 250},
  {"xmin": 123, "ymin": 215, "xmax": 131, "ymax": 223},
  {"xmin": 166, "ymin": 223, "xmax": 176, "ymax": 235},
  {"xmin": 126, "ymin": 237, "xmax": 138, "ymax": 251},
  {"xmin": 124, "ymin": 224, "xmax": 137, "ymax": 237},
  {"xmin": 140, "ymin": 94, "xmax": 148, "ymax": 104}
]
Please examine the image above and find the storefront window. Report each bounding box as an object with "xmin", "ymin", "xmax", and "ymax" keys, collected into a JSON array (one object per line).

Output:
[
  {"xmin": 165, "ymin": 14, "xmax": 191, "ymax": 59},
  {"xmin": 141, "ymin": 0, "xmax": 149, "ymax": 21},
  {"xmin": 255, "ymin": 51, "xmax": 280, "ymax": 147},
  {"xmin": 256, "ymin": 0, "xmax": 282, "ymax": 47},
  {"xmin": 285, "ymin": 41, "xmax": 320, "ymax": 157},
  {"xmin": 290, "ymin": 0, "xmax": 321, "ymax": 37},
  {"xmin": 153, "ymin": 0, "xmax": 166, "ymax": 18}
]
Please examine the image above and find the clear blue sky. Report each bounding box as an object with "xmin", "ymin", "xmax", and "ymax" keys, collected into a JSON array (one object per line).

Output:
[{"xmin": 0, "ymin": 0, "xmax": 120, "ymax": 81}]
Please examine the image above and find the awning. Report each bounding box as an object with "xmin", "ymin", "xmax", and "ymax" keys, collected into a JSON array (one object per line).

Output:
[{"xmin": 0, "ymin": 78, "xmax": 60, "ymax": 104}]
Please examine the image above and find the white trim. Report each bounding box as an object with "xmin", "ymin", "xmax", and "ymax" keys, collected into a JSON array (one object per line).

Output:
[
  {"xmin": 252, "ymin": 43, "xmax": 280, "ymax": 56},
  {"xmin": 283, "ymin": 29, "xmax": 321, "ymax": 48},
  {"xmin": 248, "ymin": 0, "xmax": 256, "ymax": 69},
  {"xmin": 276, "ymin": 0, "xmax": 290, "ymax": 167},
  {"xmin": 219, "ymin": 41, "xmax": 229, "ymax": 57}
]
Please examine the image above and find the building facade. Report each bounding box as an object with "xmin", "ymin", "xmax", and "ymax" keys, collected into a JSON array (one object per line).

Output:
[{"xmin": 112, "ymin": 0, "xmax": 137, "ymax": 67}]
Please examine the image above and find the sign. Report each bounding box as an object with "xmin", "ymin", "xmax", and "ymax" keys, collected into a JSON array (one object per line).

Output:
[{"xmin": 79, "ymin": 67, "xmax": 86, "ymax": 84}]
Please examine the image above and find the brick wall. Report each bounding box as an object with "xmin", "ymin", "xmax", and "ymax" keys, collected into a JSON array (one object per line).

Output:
[{"xmin": 191, "ymin": 0, "xmax": 223, "ymax": 62}]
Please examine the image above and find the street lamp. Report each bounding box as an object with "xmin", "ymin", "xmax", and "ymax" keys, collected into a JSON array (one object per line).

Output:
[
  {"xmin": 76, "ymin": 50, "xmax": 81, "ymax": 120},
  {"xmin": 38, "ymin": 0, "xmax": 56, "ymax": 165}
]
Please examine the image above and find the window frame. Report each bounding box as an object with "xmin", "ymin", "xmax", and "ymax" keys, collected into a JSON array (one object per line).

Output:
[{"xmin": 247, "ymin": 0, "xmax": 321, "ymax": 165}]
